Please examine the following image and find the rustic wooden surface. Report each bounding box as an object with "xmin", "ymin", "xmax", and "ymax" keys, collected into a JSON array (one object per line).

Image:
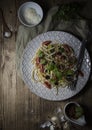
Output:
[{"xmin": 0, "ymin": 0, "xmax": 92, "ymax": 130}]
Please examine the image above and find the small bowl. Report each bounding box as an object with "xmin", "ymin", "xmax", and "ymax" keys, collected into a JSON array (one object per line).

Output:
[
  {"xmin": 18, "ymin": 2, "xmax": 43, "ymax": 27},
  {"xmin": 63, "ymin": 102, "xmax": 86, "ymax": 126}
]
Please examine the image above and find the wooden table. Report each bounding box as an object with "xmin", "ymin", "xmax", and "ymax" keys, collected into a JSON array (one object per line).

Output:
[{"xmin": 0, "ymin": 0, "xmax": 92, "ymax": 130}]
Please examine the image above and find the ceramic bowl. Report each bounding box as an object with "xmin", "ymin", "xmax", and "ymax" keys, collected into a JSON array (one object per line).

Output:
[
  {"xmin": 63, "ymin": 101, "xmax": 86, "ymax": 126},
  {"xmin": 18, "ymin": 2, "xmax": 43, "ymax": 27}
]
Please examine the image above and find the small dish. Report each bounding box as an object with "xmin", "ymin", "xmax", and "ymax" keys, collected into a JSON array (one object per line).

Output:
[
  {"xmin": 63, "ymin": 101, "xmax": 86, "ymax": 126},
  {"xmin": 18, "ymin": 2, "xmax": 43, "ymax": 27}
]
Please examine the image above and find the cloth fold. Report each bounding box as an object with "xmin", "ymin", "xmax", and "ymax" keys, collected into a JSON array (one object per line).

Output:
[{"xmin": 16, "ymin": 6, "xmax": 89, "ymax": 77}]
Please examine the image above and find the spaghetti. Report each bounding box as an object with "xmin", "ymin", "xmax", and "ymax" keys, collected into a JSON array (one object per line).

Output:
[{"xmin": 32, "ymin": 41, "xmax": 77, "ymax": 92}]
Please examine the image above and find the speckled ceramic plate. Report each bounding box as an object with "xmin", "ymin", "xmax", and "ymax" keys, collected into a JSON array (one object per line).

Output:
[{"xmin": 21, "ymin": 31, "xmax": 91, "ymax": 101}]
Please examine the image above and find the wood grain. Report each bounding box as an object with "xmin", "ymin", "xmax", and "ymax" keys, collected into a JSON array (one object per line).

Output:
[
  {"xmin": 0, "ymin": 0, "xmax": 17, "ymax": 129},
  {"xmin": 0, "ymin": 0, "xmax": 92, "ymax": 130}
]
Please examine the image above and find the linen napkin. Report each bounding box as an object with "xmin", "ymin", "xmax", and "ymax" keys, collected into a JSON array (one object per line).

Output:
[{"xmin": 16, "ymin": 5, "xmax": 90, "ymax": 77}]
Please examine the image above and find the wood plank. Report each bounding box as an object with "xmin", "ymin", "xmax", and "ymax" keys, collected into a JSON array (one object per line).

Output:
[
  {"xmin": 15, "ymin": 0, "xmax": 42, "ymax": 129},
  {"xmin": 0, "ymin": 9, "xmax": 4, "ymax": 130},
  {"xmin": 0, "ymin": 0, "xmax": 17, "ymax": 129}
]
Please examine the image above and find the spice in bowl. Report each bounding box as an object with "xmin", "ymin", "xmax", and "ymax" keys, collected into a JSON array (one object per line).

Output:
[
  {"xmin": 18, "ymin": 2, "xmax": 43, "ymax": 27},
  {"xmin": 65, "ymin": 102, "xmax": 84, "ymax": 119},
  {"xmin": 23, "ymin": 7, "xmax": 41, "ymax": 25}
]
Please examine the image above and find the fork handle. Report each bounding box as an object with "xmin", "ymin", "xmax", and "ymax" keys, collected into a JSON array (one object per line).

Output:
[{"xmin": 70, "ymin": 39, "xmax": 87, "ymax": 90}]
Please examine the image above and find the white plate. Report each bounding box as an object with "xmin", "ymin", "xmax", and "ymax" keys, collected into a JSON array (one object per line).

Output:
[{"xmin": 21, "ymin": 31, "xmax": 91, "ymax": 101}]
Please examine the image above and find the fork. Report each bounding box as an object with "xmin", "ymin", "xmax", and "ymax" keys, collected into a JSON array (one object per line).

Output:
[{"xmin": 68, "ymin": 30, "xmax": 92, "ymax": 90}]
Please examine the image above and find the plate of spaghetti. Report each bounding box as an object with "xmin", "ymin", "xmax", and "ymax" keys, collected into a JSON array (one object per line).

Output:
[{"xmin": 21, "ymin": 31, "xmax": 91, "ymax": 101}]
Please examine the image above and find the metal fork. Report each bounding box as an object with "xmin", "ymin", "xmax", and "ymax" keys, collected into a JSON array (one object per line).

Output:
[{"xmin": 69, "ymin": 30, "xmax": 92, "ymax": 90}]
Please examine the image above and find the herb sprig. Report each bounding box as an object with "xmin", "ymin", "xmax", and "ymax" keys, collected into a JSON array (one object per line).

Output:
[{"xmin": 53, "ymin": 2, "xmax": 84, "ymax": 21}]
